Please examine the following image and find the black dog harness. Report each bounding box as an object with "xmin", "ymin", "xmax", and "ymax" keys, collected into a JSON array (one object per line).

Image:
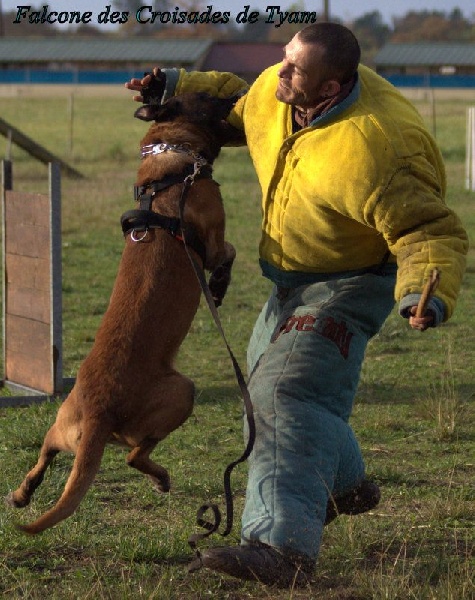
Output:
[{"xmin": 120, "ymin": 143, "xmax": 213, "ymax": 265}]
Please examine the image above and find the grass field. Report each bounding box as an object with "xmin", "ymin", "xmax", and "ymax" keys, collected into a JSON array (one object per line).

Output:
[{"xmin": 0, "ymin": 86, "xmax": 473, "ymax": 599}]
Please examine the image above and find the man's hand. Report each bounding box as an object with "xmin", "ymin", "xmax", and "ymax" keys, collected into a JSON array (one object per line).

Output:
[
  {"xmin": 408, "ymin": 306, "xmax": 435, "ymax": 331},
  {"xmin": 125, "ymin": 67, "xmax": 163, "ymax": 103},
  {"xmin": 408, "ymin": 268, "xmax": 440, "ymax": 331}
]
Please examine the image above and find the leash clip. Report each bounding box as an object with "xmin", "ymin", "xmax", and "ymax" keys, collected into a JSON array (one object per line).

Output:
[{"xmin": 184, "ymin": 160, "xmax": 205, "ymax": 187}]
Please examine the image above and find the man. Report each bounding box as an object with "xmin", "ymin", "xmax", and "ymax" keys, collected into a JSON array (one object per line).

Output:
[{"xmin": 126, "ymin": 23, "xmax": 468, "ymax": 587}]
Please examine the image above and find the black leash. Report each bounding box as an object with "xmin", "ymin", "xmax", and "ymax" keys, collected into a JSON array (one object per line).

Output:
[{"xmin": 177, "ymin": 174, "xmax": 256, "ymax": 557}]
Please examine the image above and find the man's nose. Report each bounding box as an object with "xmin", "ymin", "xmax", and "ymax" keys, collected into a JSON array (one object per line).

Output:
[{"xmin": 278, "ymin": 61, "xmax": 290, "ymax": 79}]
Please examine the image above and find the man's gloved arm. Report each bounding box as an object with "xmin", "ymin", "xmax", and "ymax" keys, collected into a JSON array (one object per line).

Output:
[{"xmin": 126, "ymin": 67, "xmax": 249, "ymax": 106}]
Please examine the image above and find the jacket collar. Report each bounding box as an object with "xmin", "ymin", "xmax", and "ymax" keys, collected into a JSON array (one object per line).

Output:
[{"xmin": 307, "ymin": 73, "xmax": 361, "ymax": 129}]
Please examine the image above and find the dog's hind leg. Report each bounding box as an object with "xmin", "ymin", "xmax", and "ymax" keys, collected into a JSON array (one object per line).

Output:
[
  {"xmin": 6, "ymin": 424, "xmax": 60, "ymax": 508},
  {"xmin": 126, "ymin": 437, "xmax": 170, "ymax": 492},
  {"xmin": 13, "ymin": 417, "xmax": 112, "ymax": 535},
  {"xmin": 7, "ymin": 387, "xmax": 83, "ymax": 511},
  {"xmin": 125, "ymin": 372, "xmax": 195, "ymax": 493}
]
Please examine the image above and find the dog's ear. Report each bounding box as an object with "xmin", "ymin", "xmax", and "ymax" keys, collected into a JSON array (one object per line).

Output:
[
  {"xmin": 211, "ymin": 94, "xmax": 246, "ymax": 146},
  {"xmin": 134, "ymin": 100, "xmax": 181, "ymax": 123},
  {"xmin": 134, "ymin": 105, "xmax": 160, "ymax": 122},
  {"xmin": 213, "ymin": 94, "xmax": 242, "ymax": 120}
]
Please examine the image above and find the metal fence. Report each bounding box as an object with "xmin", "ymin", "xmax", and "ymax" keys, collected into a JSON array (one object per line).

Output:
[
  {"xmin": 0, "ymin": 69, "xmax": 144, "ymax": 85},
  {"xmin": 3, "ymin": 70, "xmax": 475, "ymax": 87},
  {"xmin": 384, "ymin": 74, "xmax": 475, "ymax": 88}
]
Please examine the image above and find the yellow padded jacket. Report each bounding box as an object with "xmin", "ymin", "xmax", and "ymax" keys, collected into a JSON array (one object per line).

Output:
[{"xmin": 169, "ymin": 64, "xmax": 468, "ymax": 320}]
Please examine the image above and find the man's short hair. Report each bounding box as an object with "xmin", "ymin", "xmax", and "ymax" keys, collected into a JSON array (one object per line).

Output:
[{"xmin": 298, "ymin": 22, "xmax": 361, "ymax": 84}]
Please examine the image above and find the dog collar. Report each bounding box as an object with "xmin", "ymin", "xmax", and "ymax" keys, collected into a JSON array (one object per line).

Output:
[{"xmin": 141, "ymin": 142, "xmax": 208, "ymax": 168}]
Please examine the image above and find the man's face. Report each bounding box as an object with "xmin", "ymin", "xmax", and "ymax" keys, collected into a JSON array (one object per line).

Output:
[{"xmin": 276, "ymin": 35, "xmax": 329, "ymax": 109}]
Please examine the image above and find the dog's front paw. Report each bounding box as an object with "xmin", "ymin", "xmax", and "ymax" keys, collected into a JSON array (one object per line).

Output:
[{"xmin": 208, "ymin": 257, "xmax": 235, "ymax": 307}]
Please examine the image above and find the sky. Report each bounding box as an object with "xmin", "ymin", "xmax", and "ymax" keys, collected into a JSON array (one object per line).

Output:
[{"xmin": 3, "ymin": 0, "xmax": 475, "ymax": 30}]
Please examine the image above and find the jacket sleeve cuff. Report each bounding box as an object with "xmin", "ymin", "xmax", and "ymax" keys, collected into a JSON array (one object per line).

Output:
[
  {"xmin": 399, "ymin": 294, "xmax": 445, "ymax": 327},
  {"xmin": 161, "ymin": 68, "xmax": 181, "ymax": 102}
]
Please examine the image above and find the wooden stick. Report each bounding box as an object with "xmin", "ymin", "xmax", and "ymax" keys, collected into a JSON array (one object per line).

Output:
[{"xmin": 415, "ymin": 268, "xmax": 441, "ymax": 318}]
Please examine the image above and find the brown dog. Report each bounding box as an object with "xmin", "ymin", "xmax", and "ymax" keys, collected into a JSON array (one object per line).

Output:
[{"xmin": 7, "ymin": 92, "xmax": 237, "ymax": 534}]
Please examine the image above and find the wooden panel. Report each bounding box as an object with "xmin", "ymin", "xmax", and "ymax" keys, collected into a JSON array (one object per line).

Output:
[
  {"xmin": 4, "ymin": 192, "xmax": 50, "ymax": 227},
  {"xmin": 1, "ymin": 162, "xmax": 62, "ymax": 398},
  {"xmin": 6, "ymin": 285, "xmax": 50, "ymax": 323},
  {"xmin": 4, "ymin": 191, "xmax": 52, "ymax": 327},
  {"xmin": 5, "ymin": 252, "xmax": 51, "ymax": 322},
  {"xmin": 5, "ymin": 315, "xmax": 53, "ymax": 393},
  {"xmin": 5, "ymin": 254, "xmax": 50, "ymax": 292},
  {"xmin": 5, "ymin": 192, "xmax": 50, "ymax": 259}
]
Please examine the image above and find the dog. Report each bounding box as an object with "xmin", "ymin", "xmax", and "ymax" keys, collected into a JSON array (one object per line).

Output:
[{"xmin": 6, "ymin": 92, "xmax": 237, "ymax": 534}]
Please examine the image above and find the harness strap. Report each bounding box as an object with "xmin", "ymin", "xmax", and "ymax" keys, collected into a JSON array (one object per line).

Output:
[
  {"xmin": 121, "ymin": 165, "xmax": 212, "ymax": 265},
  {"xmin": 120, "ymin": 209, "xmax": 207, "ymax": 265},
  {"xmin": 134, "ymin": 166, "xmax": 197, "ymax": 210},
  {"xmin": 120, "ymin": 210, "xmax": 179, "ymax": 237}
]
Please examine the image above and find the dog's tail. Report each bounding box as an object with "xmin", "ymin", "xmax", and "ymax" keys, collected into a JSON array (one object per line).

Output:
[{"xmin": 16, "ymin": 419, "xmax": 111, "ymax": 535}]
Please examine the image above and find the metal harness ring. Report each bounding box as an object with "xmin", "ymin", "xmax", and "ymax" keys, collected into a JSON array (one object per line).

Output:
[{"xmin": 131, "ymin": 228, "xmax": 148, "ymax": 242}]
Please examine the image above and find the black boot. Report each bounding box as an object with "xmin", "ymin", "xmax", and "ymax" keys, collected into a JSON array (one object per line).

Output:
[
  {"xmin": 188, "ymin": 543, "xmax": 314, "ymax": 587},
  {"xmin": 325, "ymin": 479, "xmax": 381, "ymax": 525}
]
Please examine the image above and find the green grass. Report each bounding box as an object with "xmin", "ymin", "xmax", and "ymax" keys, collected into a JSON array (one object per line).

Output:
[{"xmin": 0, "ymin": 88, "xmax": 473, "ymax": 599}]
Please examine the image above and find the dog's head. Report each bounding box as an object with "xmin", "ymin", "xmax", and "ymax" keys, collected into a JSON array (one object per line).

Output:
[
  {"xmin": 134, "ymin": 92, "xmax": 238, "ymax": 126},
  {"xmin": 135, "ymin": 92, "xmax": 243, "ymax": 160}
]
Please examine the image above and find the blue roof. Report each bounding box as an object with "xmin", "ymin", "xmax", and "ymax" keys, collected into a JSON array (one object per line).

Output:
[{"xmin": 375, "ymin": 43, "xmax": 475, "ymax": 67}]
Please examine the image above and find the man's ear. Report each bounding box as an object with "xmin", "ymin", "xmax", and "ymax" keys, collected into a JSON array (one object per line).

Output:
[{"xmin": 321, "ymin": 80, "xmax": 341, "ymax": 98}]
